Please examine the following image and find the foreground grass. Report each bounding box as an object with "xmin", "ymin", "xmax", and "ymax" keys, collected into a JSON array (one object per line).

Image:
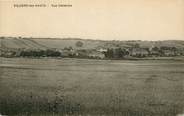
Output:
[{"xmin": 0, "ymin": 58, "xmax": 183, "ymax": 116}]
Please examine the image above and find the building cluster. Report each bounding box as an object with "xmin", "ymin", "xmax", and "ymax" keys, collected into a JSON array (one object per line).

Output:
[{"xmin": 103, "ymin": 46, "xmax": 184, "ymax": 59}]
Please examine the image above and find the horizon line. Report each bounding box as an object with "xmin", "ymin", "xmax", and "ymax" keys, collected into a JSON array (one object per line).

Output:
[{"xmin": 0, "ymin": 36, "xmax": 183, "ymax": 42}]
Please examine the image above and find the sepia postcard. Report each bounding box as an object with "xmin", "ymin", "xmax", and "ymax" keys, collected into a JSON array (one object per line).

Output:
[{"xmin": 0, "ymin": 0, "xmax": 184, "ymax": 116}]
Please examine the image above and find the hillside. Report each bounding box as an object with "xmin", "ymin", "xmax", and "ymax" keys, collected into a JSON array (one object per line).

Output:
[
  {"xmin": 0, "ymin": 37, "xmax": 184, "ymax": 51},
  {"xmin": 0, "ymin": 37, "xmax": 104, "ymax": 50}
]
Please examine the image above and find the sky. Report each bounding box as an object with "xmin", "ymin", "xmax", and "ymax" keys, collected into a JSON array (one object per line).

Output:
[{"xmin": 0, "ymin": 0, "xmax": 184, "ymax": 40}]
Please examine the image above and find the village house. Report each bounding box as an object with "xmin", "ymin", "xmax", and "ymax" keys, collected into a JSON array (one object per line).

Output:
[
  {"xmin": 130, "ymin": 48, "xmax": 149, "ymax": 57},
  {"xmin": 162, "ymin": 50, "xmax": 175, "ymax": 56},
  {"xmin": 97, "ymin": 48, "xmax": 107, "ymax": 53},
  {"xmin": 88, "ymin": 51, "xmax": 105, "ymax": 59}
]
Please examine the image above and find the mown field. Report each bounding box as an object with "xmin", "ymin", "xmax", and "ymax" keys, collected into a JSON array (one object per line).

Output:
[{"xmin": 0, "ymin": 58, "xmax": 183, "ymax": 116}]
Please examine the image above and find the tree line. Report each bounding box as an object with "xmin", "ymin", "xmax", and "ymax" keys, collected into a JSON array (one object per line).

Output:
[{"xmin": 19, "ymin": 49, "xmax": 61, "ymax": 57}]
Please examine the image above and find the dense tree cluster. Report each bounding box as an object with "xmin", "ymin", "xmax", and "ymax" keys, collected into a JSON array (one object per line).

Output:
[
  {"xmin": 75, "ymin": 41, "xmax": 83, "ymax": 47},
  {"xmin": 20, "ymin": 49, "xmax": 61, "ymax": 57}
]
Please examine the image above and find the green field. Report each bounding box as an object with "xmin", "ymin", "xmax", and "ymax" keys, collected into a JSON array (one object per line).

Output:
[{"xmin": 0, "ymin": 58, "xmax": 183, "ymax": 116}]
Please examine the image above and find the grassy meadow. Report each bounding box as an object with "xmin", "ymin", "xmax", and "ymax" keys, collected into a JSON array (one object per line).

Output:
[{"xmin": 0, "ymin": 57, "xmax": 183, "ymax": 116}]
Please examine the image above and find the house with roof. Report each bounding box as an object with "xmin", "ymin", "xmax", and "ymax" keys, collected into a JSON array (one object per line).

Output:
[{"xmin": 130, "ymin": 48, "xmax": 149, "ymax": 57}]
